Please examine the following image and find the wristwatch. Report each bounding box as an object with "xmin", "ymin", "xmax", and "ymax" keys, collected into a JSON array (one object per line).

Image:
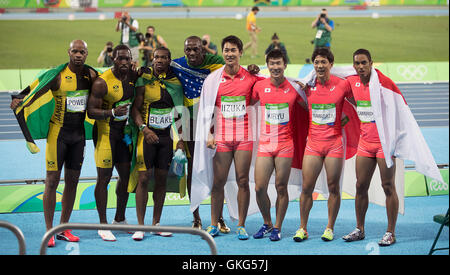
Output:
[{"xmin": 139, "ymin": 124, "xmax": 147, "ymax": 131}]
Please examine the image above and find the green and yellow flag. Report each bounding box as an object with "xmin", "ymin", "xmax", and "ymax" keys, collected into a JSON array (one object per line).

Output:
[{"xmin": 12, "ymin": 63, "xmax": 98, "ymax": 153}]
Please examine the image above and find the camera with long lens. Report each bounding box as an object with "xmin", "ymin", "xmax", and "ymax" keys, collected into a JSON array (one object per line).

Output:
[
  {"xmin": 202, "ymin": 39, "xmax": 208, "ymax": 46},
  {"xmin": 121, "ymin": 16, "xmax": 127, "ymax": 22},
  {"xmin": 106, "ymin": 47, "xmax": 113, "ymax": 53},
  {"xmin": 320, "ymin": 13, "xmax": 326, "ymax": 18}
]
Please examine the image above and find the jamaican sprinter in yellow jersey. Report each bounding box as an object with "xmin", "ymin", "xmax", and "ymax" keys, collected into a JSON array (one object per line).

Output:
[
  {"xmin": 87, "ymin": 45, "xmax": 138, "ymax": 231},
  {"xmin": 90, "ymin": 67, "xmax": 137, "ymax": 169},
  {"xmin": 133, "ymin": 66, "xmax": 182, "ymax": 171},
  {"xmin": 45, "ymin": 64, "xmax": 96, "ymax": 171},
  {"xmin": 130, "ymin": 47, "xmax": 185, "ymax": 234}
]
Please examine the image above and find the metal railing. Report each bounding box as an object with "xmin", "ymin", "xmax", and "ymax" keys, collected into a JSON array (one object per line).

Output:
[
  {"xmin": 0, "ymin": 220, "xmax": 26, "ymax": 255},
  {"xmin": 40, "ymin": 223, "xmax": 217, "ymax": 255}
]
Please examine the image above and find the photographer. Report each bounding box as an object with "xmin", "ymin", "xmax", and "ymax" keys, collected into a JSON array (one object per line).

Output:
[
  {"xmin": 311, "ymin": 8, "xmax": 334, "ymax": 49},
  {"xmin": 264, "ymin": 33, "xmax": 290, "ymax": 64},
  {"xmin": 201, "ymin": 34, "xmax": 218, "ymax": 55},
  {"xmin": 115, "ymin": 11, "xmax": 140, "ymax": 66},
  {"xmin": 97, "ymin": 41, "xmax": 114, "ymax": 67},
  {"xmin": 139, "ymin": 26, "xmax": 168, "ymax": 67}
]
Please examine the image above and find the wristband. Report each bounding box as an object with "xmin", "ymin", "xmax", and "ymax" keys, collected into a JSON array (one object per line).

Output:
[
  {"xmin": 111, "ymin": 108, "xmax": 116, "ymax": 118},
  {"xmin": 139, "ymin": 124, "xmax": 147, "ymax": 131}
]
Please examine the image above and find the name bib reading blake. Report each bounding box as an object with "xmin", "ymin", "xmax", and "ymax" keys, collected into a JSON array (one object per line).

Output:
[
  {"xmin": 311, "ymin": 103, "xmax": 336, "ymax": 125},
  {"xmin": 265, "ymin": 103, "xmax": 289, "ymax": 125},
  {"xmin": 221, "ymin": 96, "xmax": 246, "ymax": 119},
  {"xmin": 148, "ymin": 108, "xmax": 173, "ymax": 129}
]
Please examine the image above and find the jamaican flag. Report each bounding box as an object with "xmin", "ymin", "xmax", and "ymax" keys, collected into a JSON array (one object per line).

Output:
[
  {"xmin": 12, "ymin": 63, "xmax": 98, "ymax": 154},
  {"xmin": 127, "ymin": 67, "xmax": 188, "ymax": 197}
]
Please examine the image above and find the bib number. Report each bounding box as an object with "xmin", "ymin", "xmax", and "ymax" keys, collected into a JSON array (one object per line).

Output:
[
  {"xmin": 66, "ymin": 90, "xmax": 88, "ymax": 113},
  {"xmin": 221, "ymin": 96, "xmax": 246, "ymax": 119},
  {"xmin": 357, "ymin": 101, "xmax": 375, "ymax": 123},
  {"xmin": 311, "ymin": 103, "xmax": 336, "ymax": 125},
  {"xmin": 113, "ymin": 99, "xmax": 131, "ymax": 121},
  {"xmin": 265, "ymin": 103, "xmax": 289, "ymax": 125},
  {"xmin": 148, "ymin": 107, "xmax": 173, "ymax": 129}
]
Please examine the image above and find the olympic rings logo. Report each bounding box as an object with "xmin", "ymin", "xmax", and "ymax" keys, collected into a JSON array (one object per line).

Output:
[{"xmin": 396, "ymin": 65, "xmax": 428, "ymax": 81}]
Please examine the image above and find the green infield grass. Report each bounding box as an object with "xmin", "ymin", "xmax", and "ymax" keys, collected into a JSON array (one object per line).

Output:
[{"xmin": 0, "ymin": 16, "xmax": 448, "ymax": 69}]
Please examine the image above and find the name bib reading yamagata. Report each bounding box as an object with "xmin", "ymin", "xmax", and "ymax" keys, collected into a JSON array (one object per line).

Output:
[
  {"xmin": 311, "ymin": 103, "xmax": 336, "ymax": 125},
  {"xmin": 221, "ymin": 96, "xmax": 246, "ymax": 119}
]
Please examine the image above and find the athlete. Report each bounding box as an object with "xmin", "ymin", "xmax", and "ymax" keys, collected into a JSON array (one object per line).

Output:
[
  {"xmin": 11, "ymin": 40, "xmax": 98, "ymax": 247},
  {"xmin": 171, "ymin": 36, "xmax": 229, "ymax": 231},
  {"xmin": 205, "ymin": 35, "xmax": 262, "ymax": 240},
  {"xmin": 87, "ymin": 44, "xmax": 138, "ymax": 241},
  {"xmin": 293, "ymin": 47, "xmax": 354, "ymax": 242},
  {"xmin": 130, "ymin": 47, "xmax": 184, "ymax": 241},
  {"xmin": 342, "ymin": 49, "xmax": 398, "ymax": 246},
  {"xmin": 252, "ymin": 49, "xmax": 304, "ymax": 241}
]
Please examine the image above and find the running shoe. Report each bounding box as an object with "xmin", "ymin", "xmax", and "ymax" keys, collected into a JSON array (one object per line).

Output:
[
  {"xmin": 378, "ymin": 232, "xmax": 396, "ymax": 246},
  {"xmin": 269, "ymin": 228, "xmax": 281, "ymax": 241},
  {"xmin": 206, "ymin": 225, "xmax": 219, "ymax": 237},
  {"xmin": 293, "ymin": 228, "xmax": 308, "ymax": 242},
  {"xmin": 192, "ymin": 219, "xmax": 202, "ymax": 230},
  {"xmin": 112, "ymin": 219, "xmax": 133, "ymax": 234},
  {"xmin": 218, "ymin": 217, "xmax": 231, "ymax": 234},
  {"xmin": 132, "ymin": 231, "xmax": 144, "ymax": 241},
  {"xmin": 98, "ymin": 230, "xmax": 116, "ymax": 241},
  {"xmin": 237, "ymin": 226, "xmax": 249, "ymax": 240},
  {"xmin": 56, "ymin": 230, "xmax": 79, "ymax": 242},
  {"xmin": 47, "ymin": 235, "xmax": 55, "ymax": 247},
  {"xmin": 253, "ymin": 224, "xmax": 273, "ymax": 239},
  {"xmin": 152, "ymin": 223, "xmax": 173, "ymax": 237},
  {"xmin": 321, "ymin": 228, "xmax": 334, "ymax": 241},
  {"xmin": 342, "ymin": 228, "xmax": 365, "ymax": 242}
]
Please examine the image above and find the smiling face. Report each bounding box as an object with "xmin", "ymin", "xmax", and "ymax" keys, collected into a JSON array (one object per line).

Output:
[
  {"xmin": 267, "ymin": 57, "xmax": 286, "ymax": 79},
  {"xmin": 313, "ymin": 55, "xmax": 332, "ymax": 80},
  {"xmin": 184, "ymin": 38, "xmax": 205, "ymax": 67},
  {"xmin": 353, "ymin": 53, "xmax": 373, "ymax": 80},
  {"xmin": 222, "ymin": 42, "xmax": 241, "ymax": 67}
]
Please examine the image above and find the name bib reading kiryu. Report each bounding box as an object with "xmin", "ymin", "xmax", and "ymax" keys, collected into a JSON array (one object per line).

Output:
[{"xmin": 265, "ymin": 103, "xmax": 289, "ymax": 125}]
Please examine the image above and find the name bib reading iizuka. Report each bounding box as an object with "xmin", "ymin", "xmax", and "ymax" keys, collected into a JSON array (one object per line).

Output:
[
  {"xmin": 311, "ymin": 103, "xmax": 336, "ymax": 125},
  {"xmin": 148, "ymin": 108, "xmax": 173, "ymax": 129},
  {"xmin": 113, "ymin": 99, "xmax": 131, "ymax": 121},
  {"xmin": 265, "ymin": 103, "xmax": 289, "ymax": 125},
  {"xmin": 66, "ymin": 90, "xmax": 88, "ymax": 113},
  {"xmin": 221, "ymin": 96, "xmax": 246, "ymax": 119},
  {"xmin": 357, "ymin": 100, "xmax": 375, "ymax": 123}
]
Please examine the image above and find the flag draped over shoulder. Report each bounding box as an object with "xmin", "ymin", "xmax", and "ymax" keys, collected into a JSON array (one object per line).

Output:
[
  {"xmin": 127, "ymin": 67, "xmax": 187, "ymax": 196},
  {"xmin": 191, "ymin": 68, "xmax": 311, "ymax": 221},
  {"xmin": 12, "ymin": 63, "xmax": 97, "ymax": 154}
]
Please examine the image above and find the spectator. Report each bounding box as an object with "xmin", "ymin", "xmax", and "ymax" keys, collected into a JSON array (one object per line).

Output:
[
  {"xmin": 97, "ymin": 41, "xmax": 114, "ymax": 67},
  {"xmin": 139, "ymin": 26, "xmax": 168, "ymax": 67},
  {"xmin": 311, "ymin": 8, "xmax": 334, "ymax": 49},
  {"xmin": 202, "ymin": 34, "xmax": 218, "ymax": 55},
  {"xmin": 243, "ymin": 6, "xmax": 261, "ymax": 59},
  {"xmin": 115, "ymin": 11, "xmax": 140, "ymax": 67},
  {"xmin": 264, "ymin": 33, "xmax": 290, "ymax": 64}
]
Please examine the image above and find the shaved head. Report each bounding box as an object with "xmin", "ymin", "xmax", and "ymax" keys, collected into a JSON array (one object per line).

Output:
[{"xmin": 69, "ymin": 39, "xmax": 88, "ymax": 50}]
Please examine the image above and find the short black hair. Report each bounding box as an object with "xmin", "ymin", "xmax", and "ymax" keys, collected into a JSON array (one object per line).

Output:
[
  {"xmin": 252, "ymin": 6, "xmax": 259, "ymax": 12},
  {"xmin": 266, "ymin": 49, "xmax": 287, "ymax": 65},
  {"xmin": 221, "ymin": 35, "xmax": 243, "ymax": 52},
  {"xmin": 112, "ymin": 44, "xmax": 131, "ymax": 59},
  {"xmin": 312, "ymin": 47, "xmax": 334, "ymax": 64},
  {"xmin": 154, "ymin": 46, "xmax": 171, "ymax": 60},
  {"xmin": 353, "ymin": 48, "xmax": 372, "ymax": 62}
]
